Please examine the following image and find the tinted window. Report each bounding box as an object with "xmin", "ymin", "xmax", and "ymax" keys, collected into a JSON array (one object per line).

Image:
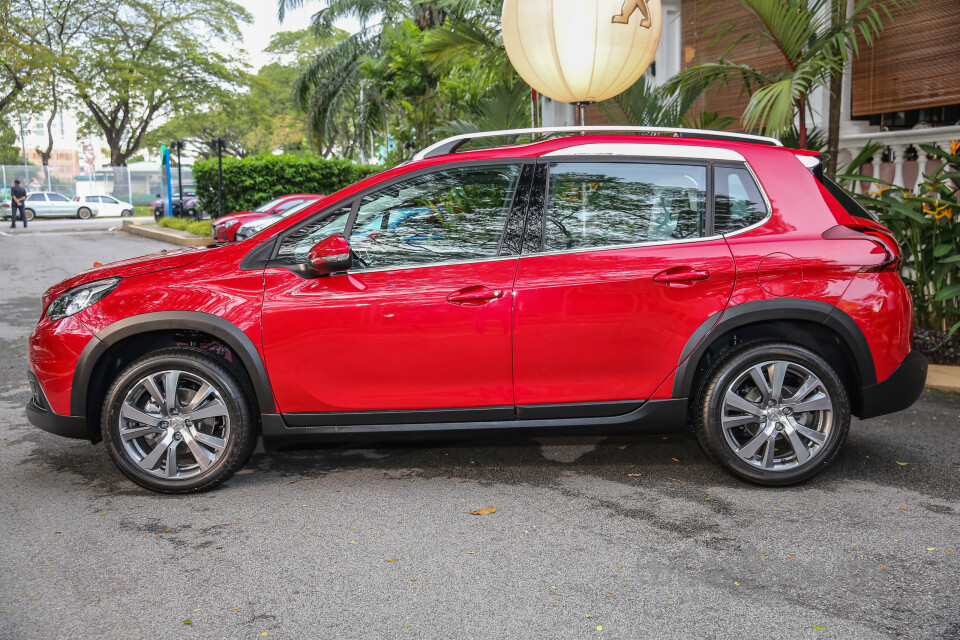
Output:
[
  {"xmin": 713, "ymin": 166, "xmax": 767, "ymax": 234},
  {"xmin": 255, "ymin": 198, "xmax": 284, "ymax": 213},
  {"xmin": 102, "ymin": 196, "xmax": 118, "ymax": 204},
  {"xmin": 26, "ymin": 194, "xmax": 46, "ymax": 202},
  {"xmin": 545, "ymin": 162, "xmax": 707, "ymax": 251},
  {"xmin": 348, "ymin": 164, "xmax": 520, "ymax": 270},
  {"xmin": 818, "ymin": 173, "xmax": 878, "ymax": 222},
  {"xmin": 276, "ymin": 206, "xmax": 352, "ymax": 265},
  {"xmin": 47, "ymin": 193, "xmax": 70, "ymax": 202}
]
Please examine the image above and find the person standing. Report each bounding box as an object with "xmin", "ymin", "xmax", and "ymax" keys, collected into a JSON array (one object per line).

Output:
[{"xmin": 10, "ymin": 179, "xmax": 27, "ymax": 229}]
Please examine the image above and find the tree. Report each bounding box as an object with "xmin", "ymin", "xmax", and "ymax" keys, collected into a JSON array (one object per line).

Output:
[
  {"xmin": 0, "ymin": 122, "xmax": 23, "ymax": 164},
  {"xmin": 64, "ymin": 0, "xmax": 251, "ymax": 168},
  {"xmin": 605, "ymin": 77, "xmax": 735, "ymax": 130},
  {"xmin": 665, "ymin": 0, "xmax": 906, "ymax": 149}
]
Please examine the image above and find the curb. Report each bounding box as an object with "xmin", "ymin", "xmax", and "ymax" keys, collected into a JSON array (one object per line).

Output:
[
  {"xmin": 924, "ymin": 364, "xmax": 960, "ymax": 393},
  {"xmin": 122, "ymin": 219, "xmax": 213, "ymax": 247}
]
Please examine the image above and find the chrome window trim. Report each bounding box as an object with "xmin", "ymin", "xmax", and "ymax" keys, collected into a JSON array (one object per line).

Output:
[{"xmin": 343, "ymin": 253, "xmax": 520, "ymax": 275}]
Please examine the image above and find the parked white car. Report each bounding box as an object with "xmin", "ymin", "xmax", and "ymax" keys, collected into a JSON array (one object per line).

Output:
[{"xmin": 74, "ymin": 194, "xmax": 134, "ymax": 217}]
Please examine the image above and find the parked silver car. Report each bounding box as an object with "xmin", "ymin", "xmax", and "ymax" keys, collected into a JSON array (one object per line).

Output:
[{"xmin": 6, "ymin": 192, "xmax": 100, "ymax": 221}]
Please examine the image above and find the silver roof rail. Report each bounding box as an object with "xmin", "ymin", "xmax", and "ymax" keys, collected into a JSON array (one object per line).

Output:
[{"xmin": 413, "ymin": 126, "xmax": 783, "ymax": 161}]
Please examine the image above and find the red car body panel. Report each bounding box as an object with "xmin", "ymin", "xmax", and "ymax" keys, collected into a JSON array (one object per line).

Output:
[
  {"xmin": 213, "ymin": 194, "xmax": 324, "ymax": 242},
  {"xmin": 261, "ymin": 259, "xmax": 518, "ymax": 413},
  {"xmin": 512, "ymin": 239, "xmax": 736, "ymax": 406},
  {"xmin": 27, "ymin": 133, "xmax": 922, "ymax": 437}
]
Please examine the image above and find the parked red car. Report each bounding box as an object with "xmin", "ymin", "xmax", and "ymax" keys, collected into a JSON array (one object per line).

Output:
[
  {"xmin": 26, "ymin": 127, "xmax": 927, "ymax": 493},
  {"xmin": 212, "ymin": 194, "xmax": 324, "ymax": 243}
]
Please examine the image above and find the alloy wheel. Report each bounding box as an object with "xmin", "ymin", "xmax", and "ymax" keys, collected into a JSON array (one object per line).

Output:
[
  {"xmin": 118, "ymin": 369, "xmax": 231, "ymax": 480},
  {"xmin": 719, "ymin": 360, "xmax": 834, "ymax": 471}
]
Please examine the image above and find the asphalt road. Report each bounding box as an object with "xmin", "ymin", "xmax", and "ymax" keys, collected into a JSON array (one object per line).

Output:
[{"xmin": 1, "ymin": 231, "xmax": 958, "ymax": 640}]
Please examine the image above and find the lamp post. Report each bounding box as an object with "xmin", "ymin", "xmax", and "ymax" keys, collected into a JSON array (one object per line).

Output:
[
  {"xmin": 209, "ymin": 138, "xmax": 227, "ymax": 219},
  {"xmin": 501, "ymin": 0, "xmax": 662, "ymax": 126},
  {"xmin": 170, "ymin": 140, "xmax": 186, "ymax": 216}
]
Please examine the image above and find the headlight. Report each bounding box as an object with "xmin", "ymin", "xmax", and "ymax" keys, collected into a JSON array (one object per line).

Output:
[
  {"xmin": 46, "ymin": 278, "xmax": 121, "ymax": 321},
  {"xmin": 215, "ymin": 220, "xmax": 240, "ymax": 230}
]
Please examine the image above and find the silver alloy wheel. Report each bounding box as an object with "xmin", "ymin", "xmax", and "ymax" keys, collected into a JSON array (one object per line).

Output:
[
  {"xmin": 78, "ymin": 207, "xmax": 91, "ymax": 219},
  {"xmin": 118, "ymin": 369, "xmax": 231, "ymax": 480},
  {"xmin": 720, "ymin": 360, "xmax": 834, "ymax": 471}
]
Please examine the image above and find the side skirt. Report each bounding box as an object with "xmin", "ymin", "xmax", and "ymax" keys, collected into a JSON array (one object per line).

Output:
[{"xmin": 261, "ymin": 399, "xmax": 689, "ymax": 439}]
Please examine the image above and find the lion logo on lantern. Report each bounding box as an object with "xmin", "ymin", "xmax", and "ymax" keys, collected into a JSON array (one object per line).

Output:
[{"xmin": 612, "ymin": 0, "xmax": 652, "ymax": 27}]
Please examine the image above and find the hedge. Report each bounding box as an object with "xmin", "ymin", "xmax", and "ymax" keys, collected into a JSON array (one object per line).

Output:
[{"xmin": 193, "ymin": 154, "xmax": 380, "ymax": 217}]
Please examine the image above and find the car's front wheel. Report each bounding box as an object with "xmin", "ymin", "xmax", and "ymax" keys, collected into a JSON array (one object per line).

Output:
[
  {"xmin": 77, "ymin": 207, "xmax": 92, "ymax": 219},
  {"xmin": 122, "ymin": 209, "xmax": 133, "ymax": 217},
  {"xmin": 695, "ymin": 342, "xmax": 850, "ymax": 486},
  {"xmin": 102, "ymin": 348, "xmax": 257, "ymax": 493}
]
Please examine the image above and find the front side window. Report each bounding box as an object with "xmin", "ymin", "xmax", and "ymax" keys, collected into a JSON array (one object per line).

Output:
[
  {"xmin": 545, "ymin": 162, "xmax": 708, "ymax": 251},
  {"xmin": 348, "ymin": 164, "xmax": 520, "ymax": 270},
  {"xmin": 714, "ymin": 166, "xmax": 767, "ymax": 234},
  {"xmin": 274, "ymin": 199, "xmax": 304, "ymax": 213},
  {"xmin": 47, "ymin": 193, "xmax": 70, "ymax": 202},
  {"xmin": 276, "ymin": 205, "xmax": 352, "ymax": 264},
  {"xmin": 102, "ymin": 196, "xmax": 118, "ymax": 204},
  {"xmin": 26, "ymin": 194, "xmax": 46, "ymax": 202},
  {"xmin": 255, "ymin": 198, "xmax": 284, "ymax": 213}
]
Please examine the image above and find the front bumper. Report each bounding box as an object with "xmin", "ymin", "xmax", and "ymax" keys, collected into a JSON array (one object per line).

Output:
[
  {"xmin": 25, "ymin": 372, "xmax": 88, "ymax": 439},
  {"xmin": 859, "ymin": 351, "xmax": 928, "ymax": 419}
]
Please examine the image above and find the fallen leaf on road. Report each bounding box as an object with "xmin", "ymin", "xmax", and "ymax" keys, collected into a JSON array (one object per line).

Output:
[
  {"xmin": 896, "ymin": 461, "xmax": 909, "ymax": 466},
  {"xmin": 617, "ymin": 445, "xmax": 628, "ymax": 450},
  {"xmin": 183, "ymin": 620, "xmax": 192, "ymax": 625},
  {"xmin": 671, "ymin": 458, "xmax": 679, "ymax": 462},
  {"xmin": 93, "ymin": 262, "xmax": 103, "ymax": 267},
  {"xmin": 627, "ymin": 473, "xmax": 642, "ymax": 477},
  {"xmin": 927, "ymin": 547, "xmax": 936, "ymax": 551},
  {"xmin": 468, "ymin": 506, "xmax": 497, "ymax": 515},
  {"xmin": 386, "ymin": 559, "xmax": 399, "ymax": 562},
  {"xmin": 811, "ymin": 626, "xmax": 826, "ymax": 631}
]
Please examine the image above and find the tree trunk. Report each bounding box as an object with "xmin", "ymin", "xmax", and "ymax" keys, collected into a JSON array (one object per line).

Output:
[
  {"xmin": 798, "ymin": 94, "xmax": 807, "ymax": 149},
  {"xmin": 37, "ymin": 84, "xmax": 58, "ymax": 191},
  {"xmin": 826, "ymin": 0, "xmax": 844, "ymax": 177}
]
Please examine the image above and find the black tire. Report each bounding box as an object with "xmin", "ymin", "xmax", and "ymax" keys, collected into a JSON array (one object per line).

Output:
[
  {"xmin": 24, "ymin": 208, "xmax": 35, "ymax": 221},
  {"xmin": 102, "ymin": 347, "xmax": 257, "ymax": 493},
  {"xmin": 122, "ymin": 209, "xmax": 134, "ymax": 217},
  {"xmin": 695, "ymin": 341, "xmax": 850, "ymax": 486},
  {"xmin": 188, "ymin": 208, "xmax": 197, "ymax": 219},
  {"xmin": 77, "ymin": 207, "xmax": 92, "ymax": 219}
]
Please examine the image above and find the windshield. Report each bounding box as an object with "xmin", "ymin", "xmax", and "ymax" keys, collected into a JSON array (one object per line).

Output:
[{"xmin": 254, "ymin": 198, "xmax": 285, "ymax": 213}]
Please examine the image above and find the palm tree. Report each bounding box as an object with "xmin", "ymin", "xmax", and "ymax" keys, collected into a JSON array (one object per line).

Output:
[
  {"xmin": 607, "ymin": 77, "xmax": 735, "ymax": 130},
  {"xmin": 277, "ymin": 0, "xmax": 451, "ymax": 155},
  {"xmin": 664, "ymin": 0, "xmax": 906, "ymax": 149}
]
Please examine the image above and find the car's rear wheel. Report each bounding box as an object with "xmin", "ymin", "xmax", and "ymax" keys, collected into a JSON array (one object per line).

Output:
[
  {"xmin": 77, "ymin": 207, "xmax": 92, "ymax": 219},
  {"xmin": 102, "ymin": 348, "xmax": 257, "ymax": 493},
  {"xmin": 24, "ymin": 208, "xmax": 35, "ymax": 221},
  {"xmin": 695, "ymin": 342, "xmax": 850, "ymax": 486}
]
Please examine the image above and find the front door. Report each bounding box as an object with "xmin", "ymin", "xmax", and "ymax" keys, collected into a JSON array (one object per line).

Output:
[
  {"xmin": 261, "ymin": 163, "xmax": 526, "ymax": 419},
  {"xmin": 512, "ymin": 160, "xmax": 737, "ymax": 409}
]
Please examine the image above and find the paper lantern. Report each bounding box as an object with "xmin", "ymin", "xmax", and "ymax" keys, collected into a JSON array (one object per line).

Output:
[{"xmin": 501, "ymin": 0, "xmax": 662, "ymax": 105}]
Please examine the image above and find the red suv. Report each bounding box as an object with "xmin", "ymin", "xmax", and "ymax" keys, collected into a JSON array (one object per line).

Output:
[
  {"xmin": 212, "ymin": 194, "xmax": 324, "ymax": 243},
  {"xmin": 26, "ymin": 127, "xmax": 927, "ymax": 493}
]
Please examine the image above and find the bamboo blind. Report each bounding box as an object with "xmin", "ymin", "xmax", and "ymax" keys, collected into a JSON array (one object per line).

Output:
[
  {"xmin": 851, "ymin": 0, "xmax": 960, "ymax": 116},
  {"xmin": 679, "ymin": 0, "xmax": 784, "ymax": 126}
]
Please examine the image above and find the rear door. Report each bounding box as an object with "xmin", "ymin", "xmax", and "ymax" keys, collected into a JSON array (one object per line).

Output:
[
  {"xmin": 46, "ymin": 193, "xmax": 73, "ymax": 215},
  {"xmin": 512, "ymin": 159, "xmax": 737, "ymax": 412},
  {"xmin": 25, "ymin": 193, "xmax": 47, "ymax": 216}
]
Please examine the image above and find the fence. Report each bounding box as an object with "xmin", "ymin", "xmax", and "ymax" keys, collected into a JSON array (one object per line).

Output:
[{"xmin": 0, "ymin": 163, "xmax": 194, "ymax": 207}]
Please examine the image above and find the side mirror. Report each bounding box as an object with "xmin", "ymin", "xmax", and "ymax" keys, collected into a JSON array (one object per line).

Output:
[
  {"xmin": 155, "ymin": 194, "xmax": 161, "ymax": 198},
  {"xmin": 307, "ymin": 234, "xmax": 352, "ymax": 275}
]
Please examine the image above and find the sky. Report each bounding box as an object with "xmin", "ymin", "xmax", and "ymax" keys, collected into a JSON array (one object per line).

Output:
[{"xmin": 232, "ymin": 0, "xmax": 361, "ymax": 71}]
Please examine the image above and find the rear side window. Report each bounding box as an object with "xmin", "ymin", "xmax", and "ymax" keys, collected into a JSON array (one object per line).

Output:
[
  {"xmin": 545, "ymin": 162, "xmax": 707, "ymax": 251},
  {"xmin": 713, "ymin": 166, "xmax": 767, "ymax": 234},
  {"xmin": 818, "ymin": 173, "xmax": 878, "ymax": 222}
]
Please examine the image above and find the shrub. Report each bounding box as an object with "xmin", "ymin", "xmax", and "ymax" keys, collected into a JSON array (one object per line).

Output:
[
  {"xmin": 192, "ymin": 154, "xmax": 380, "ymax": 217},
  {"xmin": 157, "ymin": 217, "xmax": 212, "ymax": 237},
  {"xmin": 845, "ymin": 141, "xmax": 960, "ymax": 333}
]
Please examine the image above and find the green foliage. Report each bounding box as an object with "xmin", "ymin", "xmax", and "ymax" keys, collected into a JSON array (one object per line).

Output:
[
  {"xmin": 0, "ymin": 123, "xmax": 23, "ymax": 164},
  {"xmin": 843, "ymin": 142, "xmax": 960, "ymax": 333},
  {"xmin": 192, "ymin": 154, "xmax": 379, "ymax": 216},
  {"xmin": 157, "ymin": 217, "xmax": 213, "ymax": 237},
  {"xmin": 606, "ymin": 77, "xmax": 734, "ymax": 131}
]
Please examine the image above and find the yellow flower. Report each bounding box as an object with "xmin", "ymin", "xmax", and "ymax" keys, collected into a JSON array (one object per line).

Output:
[
  {"xmin": 951, "ymin": 139, "xmax": 960, "ymax": 156},
  {"xmin": 923, "ymin": 201, "xmax": 953, "ymax": 221}
]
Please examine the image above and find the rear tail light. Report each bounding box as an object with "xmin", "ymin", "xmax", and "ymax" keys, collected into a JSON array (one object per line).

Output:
[{"xmin": 822, "ymin": 224, "xmax": 902, "ymax": 272}]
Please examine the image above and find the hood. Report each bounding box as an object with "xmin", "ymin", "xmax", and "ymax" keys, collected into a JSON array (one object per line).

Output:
[{"xmin": 44, "ymin": 248, "xmax": 207, "ymax": 309}]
